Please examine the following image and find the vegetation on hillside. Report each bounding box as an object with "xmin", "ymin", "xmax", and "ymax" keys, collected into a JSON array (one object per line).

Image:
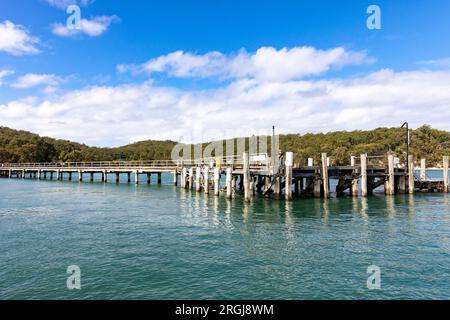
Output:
[{"xmin": 1, "ymin": 125, "xmax": 449, "ymax": 166}]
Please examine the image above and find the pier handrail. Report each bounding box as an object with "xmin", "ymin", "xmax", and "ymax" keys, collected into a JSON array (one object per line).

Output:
[{"xmin": 0, "ymin": 160, "xmax": 179, "ymax": 169}]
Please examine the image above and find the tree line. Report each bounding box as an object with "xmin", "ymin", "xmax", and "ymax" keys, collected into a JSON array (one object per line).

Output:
[{"xmin": 1, "ymin": 125, "xmax": 449, "ymax": 167}]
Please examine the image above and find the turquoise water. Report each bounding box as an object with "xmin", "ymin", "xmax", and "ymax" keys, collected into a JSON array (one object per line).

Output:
[{"xmin": 0, "ymin": 172, "xmax": 449, "ymax": 300}]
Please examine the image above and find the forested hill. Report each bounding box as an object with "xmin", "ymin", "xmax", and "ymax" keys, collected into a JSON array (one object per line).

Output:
[
  {"xmin": 1, "ymin": 125, "xmax": 449, "ymax": 166},
  {"xmin": 0, "ymin": 126, "xmax": 176, "ymax": 163}
]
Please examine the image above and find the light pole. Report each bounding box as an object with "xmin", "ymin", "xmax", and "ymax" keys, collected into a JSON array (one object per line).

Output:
[{"xmin": 401, "ymin": 122, "xmax": 410, "ymax": 173}]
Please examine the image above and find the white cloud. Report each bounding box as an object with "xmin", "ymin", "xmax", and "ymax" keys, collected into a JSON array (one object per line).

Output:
[
  {"xmin": 1, "ymin": 69, "xmax": 450, "ymax": 146},
  {"xmin": 418, "ymin": 57, "xmax": 450, "ymax": 68},
  {"xmin": 51, "ymin": 15, "xmax": 119, "ymax": 37},
  {"xmin": 0, "ymin": 69, "xmax": 15, "ymax": 85},
  {"xmin": 11, "ymin": 73, "xmax": 61, "ymax": 89},
  {"xmin": 0, "ymin": 20, "xmax": 40, "ymax": 56},
  {"xmin": 45, "ymin": 0, "xmax": 94, "ymax": 9},
  {"xmin": 118, "ymin": 46, "xmax": 375, "ymax": 81}
]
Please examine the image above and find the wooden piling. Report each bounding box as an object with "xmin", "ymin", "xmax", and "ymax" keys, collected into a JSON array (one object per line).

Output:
[
  {"xmin": 361, "ymin": 154, "xmax": 368, "ymax": 197},
  {"xmin": 104, "ymin": 170, "xmax": 108, "ymax": 183},
  {"xmin": 243, "ymin": 152, "xmax": 251, "ymax": 202},
  {"xmin": 203, "ymin": 167, "xmax": 209, "ymax": 194},
  {"xmin": 226, "ymin": 168, "xmax": 232, "ymax": 199},
  {"xmin": 285, "ymin": 152, "xmax": 293, "ymax": 201},
  {"xmin": 147, "ymin": 173, "xmax": 151, "ymax": 184},
  {"xmin": 351, "ymin": 156, "xmax": 358, "ymax": 196},
  {"xmin": 181, "ymin": 167, "xmax": 187, "ymax": 189},
  {"xmin": 134, "ymin": 171, "xmax": 139, "ymax": 184},
  {"xmin": 173, "ymin": 170, "xmax": 178, "ymax": 186},
  {"xmin": 195, "ymin": 167, "xmax": 201, "ymax": 192},
  {"xmin": 158, "ymin": 172, "xmax": 162, "ymax": 184},
  {"xmin": 214, "ymin": 168, "xmax": 220, "ymax": 196},
  {"xmin": 408, "ymin": 155, "xmax": 415, "ymax": 194},
  {"xmin": 78, "ymin": 170, "xmax": 82, "ymax": 182},
  {"xmin": 420, "ymin": 159, "xmax": 426, "ymax": 180},
  {"xmin": 90, "ymin": 172, "xmax": 94, "ymax": 182},
  {"xmin": 68, "ymin": 172, "xmax": 72, "ymax": 181},
  {"xmin": 387, "ymin": 154, "xmax": 395, "ymax": 195},
  {"xmin": 116, "ymin": 173, "xmax": 120, "ymax": 183},
  {"xmin": 188, "ymin": 167, "xmax": 194, "ymax": 189},
  {"xmin": 321, "ymin": 153, "xmax": 329, "ymax": 198},
  {"xmin": 444, "ymin": 156, "xmax": 449, "ymax": 193},
  {"xmin": 127, "ymin": 172, "xmax": 131, "ymax": 183}
]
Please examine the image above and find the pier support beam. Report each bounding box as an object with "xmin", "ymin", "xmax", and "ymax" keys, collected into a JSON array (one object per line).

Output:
[
  {"xmin": 226, "ymin": 168, "xmax": 232, "ymax": 199},
  {"xmin": 68, "ymin": 172, "xmax": 72, "ymax": 181},
  {"xmin": 134, "ymin": 171, "xmax": 139, "ymax": 184},
  {"xmin": 203, "ymin": 167, "xmax": 209, "ymax": 194},
  {"xmin": 173, "ymin": 171, "xmax": 178, "ymax": 186},
  {"xmin": 104, "ymin": 170, "xmax": 108, "ymax": 183},
  {"xmin": 188, "ymin": 167, "xmax": 194, "ymax": 190},
  {"xmin": 420, "ymin": 159, "xmax": 426, "ymax": 180},
  {"xmin": 127, "ymin": 172, "xmax": 131, "ymax": 183},
  {"xmin": 158, "ymin": 172, "xmax": 162, "ymax": 184},
  {"xmin": 243, "ymin": 152, "xmax": 251, "ymax": 202},
  {"xmin": 387, "ymin": 154, "xmax": 395, "ymax": 195},
  {"xmin": 90, "ymin": 172, "xmax": 94, "ymax": 182},
  {"xmin": 116, "ymin": 173, "xmax": 120, "ymax": 183},
  {"xmin": 361, "ymin": 154, "xmax": 368, "ymax": 197},
  {"xmin": 408, "ymin": 155, "xmax": 415, "ymax": 194},
  {"xmin": 399, "ymin": 175, "xmax": 406, "ymax": 194},
  {"xmin": 444, "ymin": 156, "xmax": 449, "ymax": 193},
  {"xmin": 285, "ymin": 152, "xmax": 293, "ymax": 201},
  {"xmin": 321, "ymin": 153, "xmax": 329, "ymax": 198},
  {"xmin": 181, "ymin": 168, "xmax": 187, "ymax": 189},
  {"xmin": 78, "ymin": 170, "xmax": 82, "ymax": 182},
  {"xmin": 147, "ymin": 173, "xmax": 151, "ymax": 184},
  {"xmin": 195, "ymin": 167, "xmax": 201, "ymax": 192},
  {"xmin": 214, "ymin": 168, "xmax": 220, "ymax": 196},
  {"xmin": 351, "ymin": 156, "xmax": 359, "ymax": 196}
]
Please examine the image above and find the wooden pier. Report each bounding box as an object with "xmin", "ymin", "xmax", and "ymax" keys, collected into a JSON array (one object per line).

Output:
[{"xmin": 1, "ymin": 153, "xmax": 449, "ymax": 201}]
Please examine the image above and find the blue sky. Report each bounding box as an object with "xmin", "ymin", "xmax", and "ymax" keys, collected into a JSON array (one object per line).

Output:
[{"xmin": 1, "ymin": 0, "xmax": 450, "ymax": 146}]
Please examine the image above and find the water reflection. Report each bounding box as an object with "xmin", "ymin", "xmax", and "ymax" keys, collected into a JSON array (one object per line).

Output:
[{"xmin": 386, "ymin": 196, "xmax": 396, "ymax": 218}]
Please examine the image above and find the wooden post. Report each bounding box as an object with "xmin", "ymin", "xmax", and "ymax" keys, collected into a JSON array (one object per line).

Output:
[
  {"xmin": 173, "ymin": 170, "xmax": 178, "ymax": 186},
  {"xmin": 214, "ymin": 168, "xmax": 220, "ymax": 196},
  {"xmin": 68, "ymin": 172, "xmax": 72, "ymax": 181},
  {"xmin": 181, "ymin": 167, "xmax": 187, "ymax": 189},
  {"xmin": 226, "ymin": 167, "xmax": 232, "ymax": 199},
  {"xmin": 188, "ymin": 167, "xmax": 194, "ymax": 189},
  {"xmin": 321, "ymin": 153, "xmax": 329, "ymax": 198},
  {"xmin": 195, "ymin": 167, "xmax": 201, "ymax": 192},
  {"xmin": 157, "ymin": 172, "xmax": 162, "ymax": 184},
  {"xmin": 265, "ymin": 176, "xmax": 271, "ymax": 193},
  {"xmin": 232, "ymin": 175, "xmax": 236, "ymax": 193},
  {"xmin": 90, "ymin": 172, "xmax": 94, "ymax": 182},
  {"xmin": 56, "ymin": 170, "xmax": 61, "ymax": 181},
  {"xmin": 444, "ymin": 156, "xmax": 449, "ymax": 193},
  {"xmin": 361, "ymin": 154, "xmax": 368, "ymax": 197},
  {"xmin": 387, "ymin": 154, "xmax": 395, "ymax": 195},
  {"xmin": 285, "ymin": 152, "xmax": 293, "ymax": 201},
  {"xmin": 78, "ymin": 170, "xmax": 82, "ymax": 182},
  {"xmin": 399, "ymin": 175, "xmax": 406, "ymax": 194},
  {"xmin": 116, "ymin": 173, "xmax": 120, "ymax": 183},
  {"xmin": 147, "ymin": 173, "xmax": 151, "ymax": 184},
  {"xmin": 127, "ymin": 172, "xmax": 131, "ymax": 183},
  {"xmin": 351, "ymin": 156, "xmax": 358, "ymax": 196},
  {"xmin": 243, "ymin": 152, "xmax": 250, "ymax": 202},
  {"xmin": 22, "ymin": 170, "xmax": 25, "ymax": 179},
  {"xmin": 203, "ymin": 167, "xmax": 209, "ymax": 194},
  {"xmin": 313, "ymin": 176, "xmax": 321, "ymax": 198},
  {"xmin": 104, "ymin": 170, "xmax": 108, "ymax": 183},
  {"xmin": 420, "ymin": 158, "xmax": 426, "ymax": 180},
  {"xmin": 408, "ymin": 155, "xmax": 414, "ymax": 194},
  {"xmin": 134, "ymin": 171, "xmax": 139, "ymax": 184}
]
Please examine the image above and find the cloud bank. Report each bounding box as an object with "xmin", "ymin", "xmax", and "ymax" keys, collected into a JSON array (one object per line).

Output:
[{"xmin": 0, "ymin": 20, "xmax": 40, "ymax": 55}]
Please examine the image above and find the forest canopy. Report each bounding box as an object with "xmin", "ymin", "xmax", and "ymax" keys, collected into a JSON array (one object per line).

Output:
[{"xmin": 1, "ymin": 125, "xmax": 449, "ymax": 166}]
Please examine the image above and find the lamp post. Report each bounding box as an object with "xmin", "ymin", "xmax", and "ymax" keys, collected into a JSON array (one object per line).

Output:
[{"xmin": 401, "ymin": 122, "xmax": 410, "ymax": 173}]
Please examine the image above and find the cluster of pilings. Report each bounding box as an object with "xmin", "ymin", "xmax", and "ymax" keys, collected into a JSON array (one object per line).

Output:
[{"xmin": 176, "ymin": 153, "xmax": 450, "ymax": 202}]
